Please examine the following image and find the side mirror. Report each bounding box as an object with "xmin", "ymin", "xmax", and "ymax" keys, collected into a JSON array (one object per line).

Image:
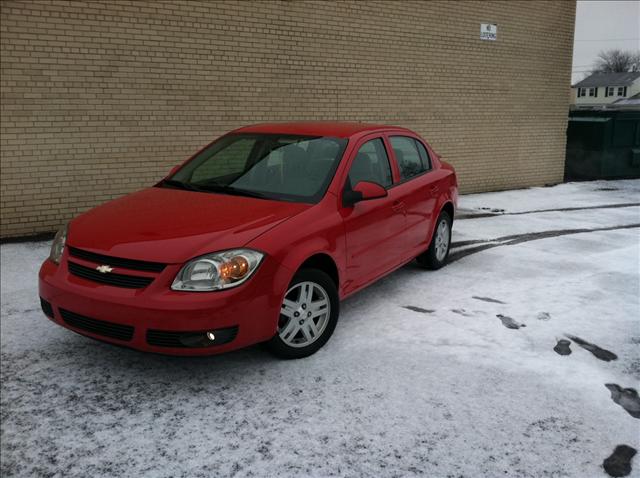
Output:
[{"xmin": 343, "ymin": 181, "xmax": 387, "ymax": 207}]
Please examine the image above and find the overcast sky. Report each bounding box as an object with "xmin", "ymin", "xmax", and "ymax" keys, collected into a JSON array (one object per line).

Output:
[{"xmin": 572, "ymin": 0, "xmax": 640, "ymax": 84}]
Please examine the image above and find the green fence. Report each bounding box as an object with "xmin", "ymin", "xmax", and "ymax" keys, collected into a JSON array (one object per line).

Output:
[{"xmin": 565, "ymin": 110, "xmax": 640, "ymax": 180}]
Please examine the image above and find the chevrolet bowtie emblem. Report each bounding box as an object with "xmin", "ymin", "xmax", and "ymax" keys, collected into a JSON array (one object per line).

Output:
[{"xmin": 96, "ymin": 265, "xmax": 113, "ymax": 274}]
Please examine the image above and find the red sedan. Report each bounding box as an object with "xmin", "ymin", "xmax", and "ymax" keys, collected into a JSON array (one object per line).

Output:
[{"xmin": 39, "ymin": 122, "xmax": 458, "ymax": 358}]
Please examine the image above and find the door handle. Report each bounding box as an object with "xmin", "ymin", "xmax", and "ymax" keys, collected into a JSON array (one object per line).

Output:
[
  {"xmin": 430, "ymin": 186, "xmax": 440, "ymax": 195},
  {"xmin": 391, "ymin": 200, "xmax": 405, "ymax": 212}
]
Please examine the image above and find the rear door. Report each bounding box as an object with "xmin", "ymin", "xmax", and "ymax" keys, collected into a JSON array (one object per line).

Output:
[
  {"xmin": 386, "ymin": 135, "xmax": 438, "ymax": 257},
  {"xmin": 340, "ymin": 136, "xmax": 407, "ymax": 293}
]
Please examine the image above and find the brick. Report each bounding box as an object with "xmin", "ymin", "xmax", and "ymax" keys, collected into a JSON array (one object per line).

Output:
[{"xmin": 0, "ymin": 0, "xmax": 575, "ymax": 238}]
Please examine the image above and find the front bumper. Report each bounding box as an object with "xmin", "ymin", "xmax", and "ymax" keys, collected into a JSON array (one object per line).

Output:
[{"xmin": 38, "ymin": 252, "xmax": 292, "ymax": 356}]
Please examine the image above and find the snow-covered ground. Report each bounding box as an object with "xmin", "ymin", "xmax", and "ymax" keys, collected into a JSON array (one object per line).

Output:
[{"xmin": 1, "ymin": 180, "xmax": 639, "ymax": 478}]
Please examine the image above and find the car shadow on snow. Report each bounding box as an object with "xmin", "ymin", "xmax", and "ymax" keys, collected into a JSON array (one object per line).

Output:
[{"xmin": 25, "ymin": 332, "xmax": 279, "ymax": 387}]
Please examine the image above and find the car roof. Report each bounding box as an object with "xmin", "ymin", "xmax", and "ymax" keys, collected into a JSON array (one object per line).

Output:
[{"xmin": 232, "ymin": 121, "xmax": 411, "ymax": 138}]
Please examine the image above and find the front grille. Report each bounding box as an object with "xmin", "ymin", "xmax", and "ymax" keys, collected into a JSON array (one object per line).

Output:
[
  {"xmin": 68, "ymin": 246, "xmax": 166, "ymax": 272},
  {"xmin": 40, "ymin": 297, "xmax": 54, "ymax": 318},
  {"xmin": 60, "ymin": 308, "xmax": 134, "ymax": 341},
  {"xmin": 68, "ymin": 261, "xmax": 154, "ymax": 289},
  {"xmin": 147, "ymin": 326, "xmax": 239, "ymax": 348}
]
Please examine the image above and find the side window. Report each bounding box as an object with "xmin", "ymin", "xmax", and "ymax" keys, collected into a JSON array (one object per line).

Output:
[
  {"xmin": 414, "ymin": 140, "xmax": 432, "ymax": 170},
  {"xmin": 347, "ymin": 138, "xmax": 393, "ymax": 188},
  {"xmin": 390, "ymin": 136, "xmax": 425, "ymax": 181}
]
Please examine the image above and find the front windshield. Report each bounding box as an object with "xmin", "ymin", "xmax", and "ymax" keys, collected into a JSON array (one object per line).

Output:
[{"xmin": 163, "ymin": 134, "xmax": 348, "ymax": 203}]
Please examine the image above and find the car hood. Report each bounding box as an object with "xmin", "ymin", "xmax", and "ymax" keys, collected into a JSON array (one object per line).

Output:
[{"xmin": 68, "ymin": 187, "xmax": 310, "ymax": 263}]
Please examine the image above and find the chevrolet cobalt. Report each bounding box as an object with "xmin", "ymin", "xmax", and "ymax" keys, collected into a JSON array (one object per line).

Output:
[{"xmin": 39, "ymin": 122, "xmax": 457, "ymax": 358}]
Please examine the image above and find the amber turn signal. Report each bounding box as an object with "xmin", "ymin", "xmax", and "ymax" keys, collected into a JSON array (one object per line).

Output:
[{"xmin": 219, "ymin": 256, "xmax": 250, "ymax": 280}]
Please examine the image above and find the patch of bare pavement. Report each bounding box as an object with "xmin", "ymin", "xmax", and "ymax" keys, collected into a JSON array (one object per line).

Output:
[
  {"xmin": 402, "ymin": 305, "xmax": 435, "ymax": 314},
  {"xmin": 472, "ymin": 296, "xmax": 506, "ymax": 304},
  {"xmin": 553, "ymin": 339, "xmax": 572, "ymax": 356},
  {"xmin": 496, "ymin": 314, "xmax": 526, "ymax": 330},
  {"xmin": 605, "ymin": 384, "xmax": 640, "ymax": 419},
  {"xmin": 566, "ymin": 335, "xmax": 618, "ymax": 362},
  {"xmin": 603, "ymin": 445, "xmax": 637, "ymax": 477}
]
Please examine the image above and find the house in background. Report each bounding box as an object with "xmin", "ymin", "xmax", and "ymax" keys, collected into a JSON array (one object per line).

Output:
[
  {"xmin": 571, "ymin": 72, "xmax": 640, "ymax": 109},
  {"xmin": 567, "ymin": 73, "xmax": 640, "ymax": 181}
]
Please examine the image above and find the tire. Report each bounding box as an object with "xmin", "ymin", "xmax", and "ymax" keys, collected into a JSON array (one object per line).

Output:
[
  {"xmin": 266, "ymin": 268, "xmax": 339, "ymax": 359},
  {"xmin": 417, "ymin": 210, "xmax": 452, "ymax": 270}
]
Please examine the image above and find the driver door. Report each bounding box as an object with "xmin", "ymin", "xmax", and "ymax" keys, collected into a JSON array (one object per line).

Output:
[{"xmin": 340, "ymin": 136, "xmax": 407, "ymax": 294}]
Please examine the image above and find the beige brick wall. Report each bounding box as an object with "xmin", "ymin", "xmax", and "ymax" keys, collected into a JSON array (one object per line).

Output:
[{"xmin": 0, "ymin": 0, "xmax": 575, "ymax": 238}]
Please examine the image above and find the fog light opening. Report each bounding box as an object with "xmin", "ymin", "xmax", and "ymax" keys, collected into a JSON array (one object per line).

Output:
[{"xmin": 206, "ymin": 331, "xmax": 216, "ymax": 341}]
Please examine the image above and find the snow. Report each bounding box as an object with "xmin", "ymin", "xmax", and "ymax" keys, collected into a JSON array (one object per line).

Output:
[
  {"xmin": 459, "ymin": 179, "xmax": 640, "ymax": 214},
  {"xmin": 1, "ymin": 180, "xmax": 639, "ymax": 478}
]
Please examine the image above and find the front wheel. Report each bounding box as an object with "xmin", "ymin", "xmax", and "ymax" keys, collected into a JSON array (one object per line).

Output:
[
  {"xmin": 266, "ymin": 269, "xmax": 339, "ymax": 359},
  {"xmin": 417, "ymin": 210, "xmax": 452, "ymax": 270}
]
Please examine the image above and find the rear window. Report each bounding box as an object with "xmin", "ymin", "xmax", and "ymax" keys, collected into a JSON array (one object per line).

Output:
[{"xmin": 389, "ymin": 136, "xmax": 428, "ymax": 180}]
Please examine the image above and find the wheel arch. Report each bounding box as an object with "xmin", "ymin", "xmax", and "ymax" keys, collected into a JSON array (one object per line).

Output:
[
  {"xmin": 440, "ymin": 201, "xmax": 455, "ymax": 222},
  {"xmin": 298, "ymin": 253, "xmax": 340, "ymax": 288},
  {"xmin": 427, "ymin": 200, "xmax": 455, "ymax": 247}
]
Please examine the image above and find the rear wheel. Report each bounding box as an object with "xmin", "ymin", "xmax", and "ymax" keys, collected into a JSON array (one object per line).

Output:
[
  {"xmin": 266, "ymin": 269, "xmax": 339, "ymax": 359},
  {"xmin": 417, "ymin": 210, "xmax": 452, "ymax": 270}
]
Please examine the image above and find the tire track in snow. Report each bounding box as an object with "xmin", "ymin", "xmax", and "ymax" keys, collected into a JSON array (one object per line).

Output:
[
  {"xmin": 448, "ymin": 223, "xmax": 640, "ymax": 263},
  {"xmin": 457, "ymin": 202, "xmax": 640, "ymax": 219}
]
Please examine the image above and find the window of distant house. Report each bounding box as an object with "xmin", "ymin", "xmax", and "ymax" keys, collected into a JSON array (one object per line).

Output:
[
  {"xmin": 577, "ymin": 88, "xmax": 586, "ymax": 97},
  {"xmin": 606, "ymin": 86, "xmax": 615, "ymax": 97},
  {"xmin": 617, "ymin": 86, "xmax": 627, "ymax": 97},
  {"xmin": 588, "ymin": 87, "xmax": 597, "ymax": 97}
]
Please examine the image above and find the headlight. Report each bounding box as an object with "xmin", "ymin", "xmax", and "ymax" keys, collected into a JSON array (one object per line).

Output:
[
  {"xmin": 49, "ymin": 224, "xmax": 68, "ymax": 264},
  {"xmin": 171, "ymin": 249, "xmax": 264, "ymax": 291}
]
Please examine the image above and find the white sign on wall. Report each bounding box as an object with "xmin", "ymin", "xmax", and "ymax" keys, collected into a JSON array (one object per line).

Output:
[{"xmin": 480, "ymin": 23, "xmax": 497, "ymax": 41}]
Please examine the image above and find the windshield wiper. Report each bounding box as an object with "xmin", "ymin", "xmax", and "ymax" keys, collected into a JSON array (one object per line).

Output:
[
  {"xmin": 160, "ymin": 179, "xmax": 204, "ymax": 192},
  {"xmin": 161, "ymin": 179, "xmax": 269, "ymax": 199},
  {"xmin": 198, "ymin": 183, "xmax": 270, "ymax": 200}
]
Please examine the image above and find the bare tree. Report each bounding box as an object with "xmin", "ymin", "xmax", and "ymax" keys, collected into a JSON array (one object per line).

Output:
[{"xmin": 591, "ymin": 49, "xmax": 640, "ymax": 74}]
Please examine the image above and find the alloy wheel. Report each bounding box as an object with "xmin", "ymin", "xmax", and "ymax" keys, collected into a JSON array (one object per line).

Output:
[
  {"xmin": 434, "ymin": 218, "xmax": 450, "ymax": 262},
  {"xmin": 278, "ymin": 281, "xmax": 331, "ymax": 348}
]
